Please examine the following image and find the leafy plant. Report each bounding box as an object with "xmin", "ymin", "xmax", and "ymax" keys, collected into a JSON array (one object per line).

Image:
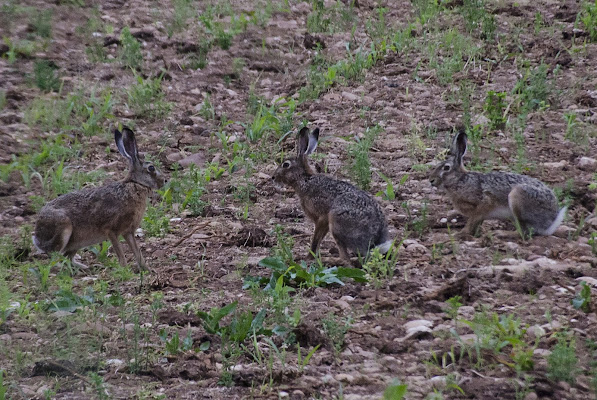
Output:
[
  {"xmin": 572, "ymin": 281, "xmax": 591, "ymax": 313},
  {"xmin": 548, "ymin": 334, "xmax": 579, "ymax": 384},
  {"xmin": 348, "ymin": 125, "xmax": 383, "ymax": 190},
  {"xmin": 32, "ymin": 60, "xmax": 61, "ymax": 92},
  {"xmin": 376, "ymin": 172, "xmax": 408, "ymax": 201},
  {"xmin": 119, "ymin": 26, "xmax": 142, "ymax": 70},
  {"xmin": 197, "ymin": 302, "xmax": 269, "ymax": 343},
  {"xmin": 513, "ymin": 63, "xmax": 552, "ymax": 113},
  {"xmin": 580, "ymin": 0, "xmax": 597, "ymax": 42},
  {"xmin": 0, "ymin": 90, "xmax": 6, "ymax": 111},
  {"xmin": 484, "ymin": 91, "xmax": 507, "ymax": 130},
  {"xmin": 445, "ymin": 295, "xmax": 463, "ymax": 321},
  {"xmin": 322, "ymin": 314, "xmax": 352, "ymax": 354},
  {"xmin": 159, "ymin": 329, "xmax": 193, "ymax": 355},
  {"xmin": 362, "ymin": 244, "xmax": 400, "ymax": 288},
  {"xmin": 244, "ymin": 256, "xmax": 367, "ymax": 291},
  {"xmin": 383, "ymin": 380, "xmax": 408, "ymax": 400},
  {"xmin": 32, "ymin": 9, "xmax": 53, "ymax": 38},
  {"xmin": 0, "ymin": 369, "xmax": 6, "ymax": 400},
  {"xmin": 126, "ymin": 74, "xmax": 172, "ymax": 119}
]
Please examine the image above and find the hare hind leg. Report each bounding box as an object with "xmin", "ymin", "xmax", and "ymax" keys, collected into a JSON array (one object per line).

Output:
[
  {"xmin": 107, "ymin": 232, "xmax": 128, "ymax": 267},
  {"xmin": 508, "ymin": 185, "xmax": 555, "ymax": 236},
  {"xmin": 34, "ymin": 215, "xmax": 73, "ymax": 254}
]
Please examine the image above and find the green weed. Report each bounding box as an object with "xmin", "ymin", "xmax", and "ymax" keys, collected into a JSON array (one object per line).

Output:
[
  {"xmin": 167, "ymin": 0, "xmax": 193, "ymax": 37},
  {"xmin": 484, "ymin": 91, "xmax": 507, "ymax": 130},
  {"xmin": 383, "ymin": 380, "xmax": 408, "ymax": 400},
  {"xmin": 119, "ymin": 26, "xmax": 143, "ymax": 70},
  {"xmin": 32, "ymin": 60, "xmax": 61, "ymax": 92},
  {"xmin": 307, "ymin": 0, "xmax": 357, "ymax": 34},
  {"xmin": 513, "ymin": 63, "xmax": 552, "ymax": 113},
  {"xmin": 572, "ymin": 281, "xmax": 591, "ymax": 313},
  {"xmin": 362, "ymin": 244, "xmax": 400, "ymax": 288},
  {"xmin": 347, "ymin": 124, "xmax": 383, "ymax": 190},
  {"xmin": 32, "ymin": 9, "xmax": 53, "ymax": 38},
  {"xmin": 0, "ymin": 90, "xmax": 6, "ymax": 111},
  {"xmin": 579, "ymin": 0, "xmax": 597, "ymax": 42},
  {"xmin": 126, "ymin": 74, "xmax": 172, "ymax": 119},
  {"xmin": 321, "ymin": 314, "xmax": 352, "ymax": 354},
  {"xmin": 548, "ymin": 333, "xmax": 578, "ymax": 384}
]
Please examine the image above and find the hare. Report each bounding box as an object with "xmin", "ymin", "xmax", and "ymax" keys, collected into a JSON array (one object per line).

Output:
[
  {"xmin": 429, "ymin": 131, "xmax": 566, "ymax": 237},
  {"xmin": 33, "ymin": 126, "xmax": 165, "ymax": 270},
  {"xmin": 272, "ymin": 127, "xmax": 392, "ymax": 266}
]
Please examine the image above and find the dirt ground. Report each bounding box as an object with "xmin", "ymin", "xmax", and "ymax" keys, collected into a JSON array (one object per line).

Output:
[{"xmin": 1, "ymin": 0, "xmax": 597, "ymax": 399}]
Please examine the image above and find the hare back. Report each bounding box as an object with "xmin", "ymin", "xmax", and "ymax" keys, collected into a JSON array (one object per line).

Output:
[
  {"xmin": 297, "ymin": 175, "xmax": 385, "ymax": 221},
  {"xmin": 36, "ymin": 181, "xmax": 151, "ymax": 251},
  {"xmin": 446, "ymin": 171, "xmax": 556, "ymax": 211}
]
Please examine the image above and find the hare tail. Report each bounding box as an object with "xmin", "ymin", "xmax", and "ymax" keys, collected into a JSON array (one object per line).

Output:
[
  {"xmin": 543, "ymin": 207, "xmax": 567, "ymax": 236},
  {"xmin": 375, "ymin": 240, "xmax": 394, "ymax": 254}
]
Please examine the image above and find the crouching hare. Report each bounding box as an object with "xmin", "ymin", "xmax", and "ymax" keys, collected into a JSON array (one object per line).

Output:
[
  {"xmin": 272, "ymin": 127, "xmax": 392, "ymax": 266},
  {"xmin": 429, "ymin": 131, "xmax": 566, "ymax": 237},
  {"xmin": 33, "ymin": 126, "xmax": 165, "ymax": 270}
]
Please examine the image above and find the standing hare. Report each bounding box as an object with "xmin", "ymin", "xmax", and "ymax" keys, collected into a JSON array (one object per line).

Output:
[
  {"xmin": 272, "ymin": 127, "xmax": 392, "ymax": 266},
  {"xmin": 33, "ymin": 127, "xmax": 165, "ymax": 270},
  {"xmin": 429, "ymin": 131, "xmax": 566, "ymax": 237}
]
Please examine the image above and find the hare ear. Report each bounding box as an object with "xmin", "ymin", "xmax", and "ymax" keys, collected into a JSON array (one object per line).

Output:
[
  {"xmin": 305, "ymin": 128, "xmax": 319, "ymax": 155},
  {"xmin": 121, "ymin": 126, "xmax": 140, "ymax": 164},
  {"xmin": 114, "ymin": 128, "xmax": 132, "ymax": 162},
  {"xmin": 297, "ymin": 127, "xmax": 311, "ymax": 157},
  {"xmin": 450, "ymin": 131, "xmax": 467, "ymax": 166}
]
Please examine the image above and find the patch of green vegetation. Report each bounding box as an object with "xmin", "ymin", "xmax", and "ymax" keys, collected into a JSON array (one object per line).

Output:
[
  {"xmin": 167, "ymin": 0, "xmax": 194, "ymax": 38},
  {"xmin": 460, "ymin": 0, "xmax": 496, "ymax": 40},
  {"xmin": 412, "ymin": 0, "xmax": 441, "ymax": 25},
  {"xmin": 24, "ymin": 87, "xmax": 114, "ymax": 136},
  {"xmin": 362, "ymin": 244, "xmax": 400, "ymax": 288},
  {"xmin": 126, "ymin": 74, "xmax": 172, "ymax": 119},
  {"xmin": 579, "ymin": 0, "xmax": 597, "ymax": 42},
  {"xmin": 0, "ymin": 90, "xmax": 6, "ymax": 111},
  {"xmin": 428, "ymin": 29, "xmax": 479, "ymax": 85},
  {"xmin": 306, "ymin": 0, "xmax": 357, "ymax": 33},
  {"xmin": 484, "ymin": 91, "xmax": 507, "ymax": 131},
  {"xmin": 513, "ymin": 62, "xmax": 553, "ymax": 113},
  {"xmin": 119, "ymin": 26, "xmax": 143, "ymax": 70},
  {"xmin": 244, "ymin": 256, "xmax": 367, "ymax": 291},
  {"xmin": 31, "ymin": 9, "xmax": 53, "ymax": 39},
  {"xmin": 572, "ymin": 281, "xmax": 592, "ymax": 313},
  {"xmin": 548, "ymin": 333, "xmax": 579, "ymax": 384},
  {"xmin": 347, "ymin": 124, "xmax": 383, "ymax": 190},
  {"xmin": 322, "ymin": 314, "xmax": 352, "ymax": 354}
]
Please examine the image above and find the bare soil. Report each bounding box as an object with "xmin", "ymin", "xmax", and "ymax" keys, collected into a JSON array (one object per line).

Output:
[{"xmin": 1, "ymin": 0, "xmax": 596, "ymax": 399}]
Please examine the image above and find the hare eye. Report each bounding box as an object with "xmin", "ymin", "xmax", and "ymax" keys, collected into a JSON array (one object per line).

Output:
[
  {"xmin": 282, "ymin": 161, "xmax": 291, "ymax": 169},
  {"xmin": 148, "ymin": 165, "xmax": 156, "ymax": 172},
  {"xmin": 443, "ymin": 165, "xmax": 450, "ymax": 171}
]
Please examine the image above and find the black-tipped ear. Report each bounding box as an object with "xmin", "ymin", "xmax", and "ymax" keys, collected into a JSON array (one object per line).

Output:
[
  {"xmin": 305, "ymin": 128, "xmax": 319, "ymax": 155},
  {"xmin": 297, "ymin": 127, "xmax": 310, "ymax": 157},
  {"xmin": 450, "ymin": 131, "xmax": 467, "ymax": 166},
  {"xmin": 114, "ymin": 129, "xmax": 132, "ymax": 161},
  {"xmin": 121, "ymin": 126, "xmax": 140, "ymax": 164}
]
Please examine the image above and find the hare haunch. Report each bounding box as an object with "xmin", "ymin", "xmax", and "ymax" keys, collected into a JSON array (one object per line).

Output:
[
  {"xmin": 272, "ymin": 127, "xmax": 392, "ymax": 266},
  {"xmin": 429, "ymin": 131, "xmax": 566, "ymax": 237},
  {"xmin": 33, "ymin": 127, "xmax": 165, "ymax": 270}
]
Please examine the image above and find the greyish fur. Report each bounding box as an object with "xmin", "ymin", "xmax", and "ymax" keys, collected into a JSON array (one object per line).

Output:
[
  {"xmin": 33, "ymin": 126, "xmax": 165, "ymax": 270},
  {"xmin": 429, "ymin": 131, "xmax": 566, "ymax": 236},
  {"xmin": 272, "ymin": 127, "xmax": 391, "ymax": 266}
]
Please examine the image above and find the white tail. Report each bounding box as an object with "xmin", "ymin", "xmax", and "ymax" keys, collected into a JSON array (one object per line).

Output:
[
  {"xmin": 542, "ymin": 207, "xmax": 567, "ymax": 236},
  {"xmin": 375, "ymin": 240, "xmax": 393, "ymax": 254}
]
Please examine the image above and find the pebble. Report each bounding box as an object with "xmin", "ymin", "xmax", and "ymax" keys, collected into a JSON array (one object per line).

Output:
[
  {"xmin": 335, "ymin": 373, "xmax": 355, "ymax": 383},
  {"xmin": 578, "ymin": 156, "xmax": 597, "ymax": 171}
]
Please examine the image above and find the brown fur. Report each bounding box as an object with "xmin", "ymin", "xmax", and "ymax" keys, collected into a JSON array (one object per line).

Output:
[
  {"xmin": 33, "ymin": 127, "xmax": 165, "ymax": 270},
  {"xmin": 272, "ymin": 127, "xmax": 391, "ymax": 266}
]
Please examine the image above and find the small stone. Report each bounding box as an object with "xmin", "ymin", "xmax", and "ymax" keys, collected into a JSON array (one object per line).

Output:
[
  {"xmin": 177, "ymin": 152, "xmax": 206, "ymax": 168},
  {"xmin": 578, "ymin": 156, "xmax": 597, "ymax": 172},
  {"xmin": 526, "ymin": 325, "xmax": 546, "ymax": 339},
  {"xmin": 334, "ymin": 373, "xmax": 355, "ymax": 384},
  {"xmin": 524, "ymin": 392, "xmax": 538, "ymax": 400},
  {"xmin": 576, "ymin": 277, "xmax": 597, "ymax": 287},
  {"xmin": 279, "ymin": 391, "xmax": 289, "ymax": 398},
  {"xmin": 341, "ymin": 91, "xmax": 358, "ymax": 101}
]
